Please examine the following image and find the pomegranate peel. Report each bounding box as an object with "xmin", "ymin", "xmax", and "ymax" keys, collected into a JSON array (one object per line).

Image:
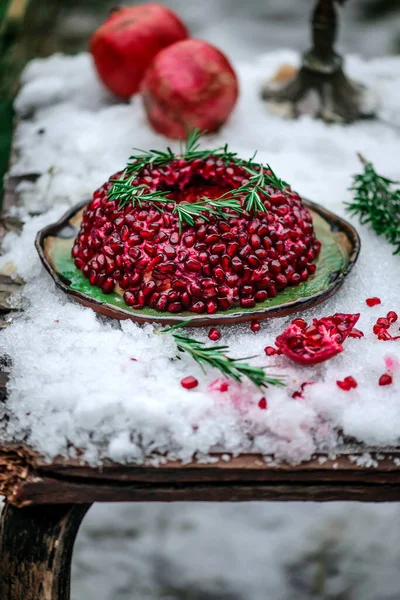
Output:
[{"xmin": 274, "ymin": 313, "xmax": 360, "ymax": 365}]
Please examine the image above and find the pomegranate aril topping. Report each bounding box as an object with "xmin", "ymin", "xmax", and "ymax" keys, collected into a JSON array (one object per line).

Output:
[
  {"xmin": 102, "ymin": 278, "xmax": 114, "ymax": 294},
  {"xmin": 240, "ymin": 297, "xmax": 256, "ymax": 308},
  {"xmin": 255, "ymin": 290, "xmax": 268, "ymax": 302},
  {"xmin": 207, "ymin": 300, "xmax": 218, "ymax": 314},
  {"xmin": 181, "ymin": 376, "xmax": 199, "ymax": 390},
  {"xmin": 250, "ymin": 319, "xmax": 261, "ymax": 332},
  {"xmin": 75, "ymin": 157, "xmax": 321, "ymax": 314},
  {"xmin": 191, "ymin": 301, "xmax": 206, "ymax": 313},
  {"xmin": 186, "ymin": 259, "xmax": 202, "ymax": 272},
  {"xmin": 168, "ymin": 302, "xmax": 182, "ymax": 313}
]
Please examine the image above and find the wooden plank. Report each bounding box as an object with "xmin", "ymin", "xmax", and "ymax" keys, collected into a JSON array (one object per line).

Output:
[{"xmin": 7, "ymin": 472, "xmax": 400, "ymax": 506}]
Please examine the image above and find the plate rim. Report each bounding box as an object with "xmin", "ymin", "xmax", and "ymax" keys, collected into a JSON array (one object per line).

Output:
[{"xmin": 35, "ymin": 198, "xmax": 361, "ymax": 327}]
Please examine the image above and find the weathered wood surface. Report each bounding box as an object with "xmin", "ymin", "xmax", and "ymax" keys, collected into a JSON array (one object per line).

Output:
[
  {"xmin": 0, "ymin": 502, "xmax": 91, "ymax": 600},
  {"xmin": 1, "ymin": 441, "xmax": 400, "ymax": 506}
]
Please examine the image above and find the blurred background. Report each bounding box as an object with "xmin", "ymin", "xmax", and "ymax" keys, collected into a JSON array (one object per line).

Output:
[
  {"xmin": 2, "ymin": 2, "xmax": 400, "ymax": 599},
  {"xmin": 1, "ymin": 0, "xmax": 400, "ymax": 200}
]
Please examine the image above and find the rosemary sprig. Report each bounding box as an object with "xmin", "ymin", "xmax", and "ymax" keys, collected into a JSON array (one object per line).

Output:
[
  {"xmin": 347, "ymin": 154, "xmax": 400, "ymax": 254},
  {"xmin": 108, "ymin": 174, "xmax": 171, "ymax": 209},
  {"xmin": 173, "ymin": 197, "xmax": 244, "ymax": 231},
  {"xmin": 163, "ymin": 324, "xmax": 286, "ymax": 389},
  {"xmin": 109, "ymin": 129, "xmax": 287, "ymax": 218}
]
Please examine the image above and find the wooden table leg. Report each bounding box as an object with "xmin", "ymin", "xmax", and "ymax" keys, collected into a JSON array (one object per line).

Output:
[{"xmin": 0, "ymin": 501, "xmax": 92, "ymax": 600}]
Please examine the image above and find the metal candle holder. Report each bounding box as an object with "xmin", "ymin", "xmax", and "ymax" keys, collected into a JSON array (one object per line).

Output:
[{"xmin": 262, "ymin": 0, "xmax": 378, "ymax": 123}]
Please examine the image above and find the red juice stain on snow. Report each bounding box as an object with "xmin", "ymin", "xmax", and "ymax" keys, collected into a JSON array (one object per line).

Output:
[
  {"xmin": 366, "ymin": 297, "xmax": 381, "ymax": 307},
  {"xmin": 181, "ymin": 376, "xmax": 198, "ymax": 390},
  {"xmin": 292, "ymin": 381, "xmax": 314, "ymax": 399},
  {"xmin": 130, "ymin": 357, "xmax": 138, "ymax": 361},
  {"xmin": 208, "ymin": 378, "xmax": 229, "ymax": 393},
  {"xmin": 336, "ymin": 376, "xmax": 358, "ymax": 391},
  {"xmin": 385, "ymin": 355, "xmax": 400, "ymax": 372}
]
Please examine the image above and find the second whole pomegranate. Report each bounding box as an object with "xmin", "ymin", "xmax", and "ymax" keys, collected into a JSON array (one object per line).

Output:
[{"xmin": 141, "ymin": 39, "xmax": 239, "ymax": 139}]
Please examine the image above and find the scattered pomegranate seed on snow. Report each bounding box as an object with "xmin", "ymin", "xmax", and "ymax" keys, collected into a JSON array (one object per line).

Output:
[
  {"xmin": 258, "ymin": 397, "xmax": 267, "ymax": 410},
  {"xmin": 366, "ymin": 297, "xmax": 381, "ymax": 307},
  {"xmin": 336, "ymin": 376, "xmax": 358, "ymax": 391},
  {"xmin": 250, "ymin": 319, "xmax": 261, "ymax": 333},
  {"xmin": 181, "ymin": 376, "xmax": 199, "ymax": 390},
  {"xmin": 208, "ymin": 327, "xmax": 222, "ymax": 341},
  {"xmin": 264, "ymin": 346, "xmax": 278, "ymax": 356},
  {"xmin": 379, "ymin": 373, "xmax": 393, "ymax": 386}
]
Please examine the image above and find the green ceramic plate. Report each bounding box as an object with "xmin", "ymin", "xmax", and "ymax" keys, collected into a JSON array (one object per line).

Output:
[{"xmin": 35, "ymin": 199, "xmax": 360, "ymax": 327}]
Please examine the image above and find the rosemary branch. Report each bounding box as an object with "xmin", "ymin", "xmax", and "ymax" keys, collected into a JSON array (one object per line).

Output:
[
  {"xmin": 347, "ymin": 154, "xmax": 400, "ymax": 254},
  {"xmin": 172, "ymin": 197, "xmax": 244, "ymax": 231},
  {"xmin": 109, "ymin": 129, "xmax": 288, "ymax": 221},
  {"xmin": 163, "ymin": 324, "xmax": 286, "ymax": 389}
]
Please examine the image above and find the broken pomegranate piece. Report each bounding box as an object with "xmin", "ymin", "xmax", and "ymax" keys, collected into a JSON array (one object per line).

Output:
[
  {"xmin": 274, "ymin": 313, "xmax": 360, "ymax": 365},
  {"xmin": 72, "ymin": 149, "xmax": 321, "ymax": 314}
]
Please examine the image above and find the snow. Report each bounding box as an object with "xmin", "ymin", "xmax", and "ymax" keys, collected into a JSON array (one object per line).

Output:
[{"xmin": 1, "ymin": 51, "xmax": 400, "ymax": 466}]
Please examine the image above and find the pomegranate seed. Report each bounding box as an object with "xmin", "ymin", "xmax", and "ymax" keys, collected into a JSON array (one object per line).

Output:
[
  {"xmin": 102, "ymin": 278, "xmax": 114, "ymax": 293},
  {"xmin": 366, "ymin": 297, "xmax": 381, "ymax": 307},
  {"xmin": 250, "ymin": 319, "xmax": 261, "ymax": 333},
  {"xmin": 191, "ymin": 301, "xmax": 206, "ymax": 313},
  {"xmin": 258, "ymin": 397, "xmax": 267, "ymax": 410},
  {"xmin": 336, "ymin": 376, "xmax": 358, "ymax": 391},
  {"xmin": 168, "ymin": 302, "xmax": 182, "ymax": 313},
  {"xmin": 387, "ymin": 311, "xmax": 398, "ymax": 324},
  {"xmin": 186, "ymin": 259, "xmax": 202, "ymax": 272},
  {"xmin": 264, "ymin": 346, "xmax": 277, "ymax": 356},
  {"xmin": 208, "ymin": 327, "xmax": 222, "ymax": 341},
  {"xmin": 379, "ymin": 373, "xmax": 393, "ymax": 386},
  {"xmin": 241, "ymin": 297, "xmax": 256, "ymax": 308},
  {"xmin": 181, "ymin": 376, "xmax": 199, "ymax": 390}
]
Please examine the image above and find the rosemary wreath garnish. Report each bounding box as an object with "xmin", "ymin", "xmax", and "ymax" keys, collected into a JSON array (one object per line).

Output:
[
  {"xmin": 163, "ymin": 324, "xmax": 286, "ymax": 389},
  {"xmin": 173, "ymin": 197, "xmax": 244, "ymax": 231},
  {"xmin": 347, "ymin": 154, "xmax": 400, "ymax": 254},
  {"xmin": 109, "ymin": 129, "xmax": 288, "ymax": 223}
]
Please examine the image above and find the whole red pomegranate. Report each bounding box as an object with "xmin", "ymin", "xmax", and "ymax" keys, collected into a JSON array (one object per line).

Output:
[
  {"xmin": 141, "ymin": 40, "xmax": 239, "ymax": 139},
  {"xmin": 90, "ymin": 4, "xmax": 188, "ymax": 98}
]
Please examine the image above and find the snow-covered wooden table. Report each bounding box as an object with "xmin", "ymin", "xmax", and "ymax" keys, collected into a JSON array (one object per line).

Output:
[{"xmin": 1, "ymin": 51, "xmax": 400, "ymax": 599}]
